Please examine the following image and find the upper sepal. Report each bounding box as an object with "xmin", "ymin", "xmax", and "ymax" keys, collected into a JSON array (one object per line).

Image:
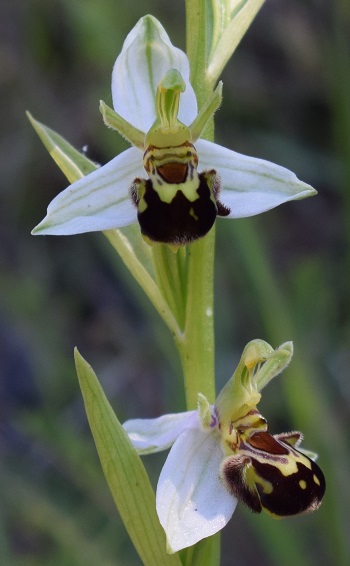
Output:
[{"xmin": 112, "ymin": 15, "xmax": 197, "ymax": 133}]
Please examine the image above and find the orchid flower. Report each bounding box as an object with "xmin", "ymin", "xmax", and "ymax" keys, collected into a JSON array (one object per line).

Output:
[
  {"xmin": 32, "ymin": 15, "xmax": 316, "ymax": 246},
  {"xmin": 123, "ymin": 340, "xmax": 325, "ymax": 553}
]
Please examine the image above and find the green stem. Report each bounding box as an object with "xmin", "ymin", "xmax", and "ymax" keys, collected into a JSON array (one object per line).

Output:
[
  {"xmin": 151, "ymin": 245, "xmax": 188, "ymax": 330},
  {"xmin": 178, "ymin": 232, "xmax": 216, "ymax": 407}
]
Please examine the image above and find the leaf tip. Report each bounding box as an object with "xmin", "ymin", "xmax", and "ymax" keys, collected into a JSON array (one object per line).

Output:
[{"xmin": 74, "ymin": 346, "xmax": 86, "ymax": 368}]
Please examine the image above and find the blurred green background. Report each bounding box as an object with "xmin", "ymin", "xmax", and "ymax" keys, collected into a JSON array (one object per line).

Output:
[{"xmin": 1, "ymin": 1, "xmax": 350, "ymax": 564}]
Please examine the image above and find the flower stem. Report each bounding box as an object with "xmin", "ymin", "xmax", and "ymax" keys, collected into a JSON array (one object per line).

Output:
[{"xmin": 178, "ymin": 233, "xmax": 216, "ymax": 408}]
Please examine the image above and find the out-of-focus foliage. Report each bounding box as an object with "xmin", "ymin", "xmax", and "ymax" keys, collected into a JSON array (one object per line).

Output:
[{"xmin": 0, "ymin": 1, "xmax": 349, "ymax": 564}]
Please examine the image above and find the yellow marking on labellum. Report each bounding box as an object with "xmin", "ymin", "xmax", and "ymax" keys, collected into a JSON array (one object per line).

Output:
[
  {"xmin": 299, "ymin": 480, "xmax": 307, "ymax": 490},
  {"xmin": 313, "ymin": 474, "xmax": 321, "ymax": 486},
  {"xmin": 189, "ymin": 207, "xmax": 199, "ymax": 221},
  {"xmin": 154, "ymin": 178, "xmax": 200, "ymax": 204},
  {"xmin": 133, "ymin": 180, "xmax": 148, "ymax": 213},
  {"xmin": 247, "ymin": 467, "xmax": 273, "ymax": 495}
]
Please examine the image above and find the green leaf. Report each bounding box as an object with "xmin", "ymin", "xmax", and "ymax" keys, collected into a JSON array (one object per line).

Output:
[
  {"xmin": 74, "ymin": 349, "xmax": 182, "ymax": 566},
  {"xmin": 26, "ymin": 111, "xmax": 98, "ymax": 182},
  {"xmin": 207, "ymin": 0, "xmax": 265, "ymax": 86}
]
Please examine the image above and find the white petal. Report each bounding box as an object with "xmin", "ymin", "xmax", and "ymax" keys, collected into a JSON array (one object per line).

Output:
[
  {"xmin": 156, "ymin": 426, "xmax": 237, "ymax": 553},
  {"xmin": 123, "ymin": 410, "xmax": 197, "ymax": 455},
  {"xmin": 112, "ymin": 16, "xmax": 197, "ymax": 133},
  {"xmin": 32, "ymin": 147, "xmax": 143, "ymax": 235},
  {"xmin": 197, "ymin": 139, "xmax": 317, "ymax": 218}
]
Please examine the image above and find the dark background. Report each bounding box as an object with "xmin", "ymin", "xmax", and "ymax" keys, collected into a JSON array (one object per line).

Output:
[{"xmin": 1, "ymin": 1, "xmax": 349, "ymax": 564}]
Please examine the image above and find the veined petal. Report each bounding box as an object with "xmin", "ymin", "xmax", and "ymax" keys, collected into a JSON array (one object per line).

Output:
[
  {"xmin": 112, "ymin": 15, "xmax": 197, "ymax": 133},
  {"xmin": 156, "ymin": 426, "xmax": 237, "ymax": 553},
  {"xmin": 123, "ymin": 411, "xmax": 197, "ymax": 455},
  {"xmin": 197, "ymin": 139, "xmax": 317, "ymax": 218},
  {"xmin": 32, "ymin": 147, "xmax": 143, "ymax": 235}
]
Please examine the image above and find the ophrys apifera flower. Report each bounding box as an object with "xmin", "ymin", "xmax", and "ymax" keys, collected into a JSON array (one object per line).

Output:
[
  {"xmin": 32, "ymin": 16, "xmax": 316, "ymax": 247},
  {"xmin": 123, "ymin": 340, "xmax": 325, "ymax": 553}
]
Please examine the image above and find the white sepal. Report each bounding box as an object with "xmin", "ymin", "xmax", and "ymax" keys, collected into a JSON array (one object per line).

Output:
[
  {"xmin": 123, "ymin": 411, "xmax": 197, "ymax": 455},
  {"xmin": 156, "ymin": 425, "xmax": 237, "ymax": 553},
  {"xmin": 197, "ymin": 139, "xmax": 317, "ymax": 218},
  {"xmin": 112, "ymin": 15, "xmax": 197, "ymax": 133},
  {"xmin": 32, "ymin": 147, "xmax": 143, "ymax": 235}
]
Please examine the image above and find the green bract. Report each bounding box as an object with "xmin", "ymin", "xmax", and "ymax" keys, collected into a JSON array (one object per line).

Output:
[{"xmin": 30, "ymin": 15, "xmax": 316, "ymax": 245}]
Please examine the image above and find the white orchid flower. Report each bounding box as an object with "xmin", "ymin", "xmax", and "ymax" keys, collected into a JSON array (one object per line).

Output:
[
  {"xmin": 123, "ymin": 340, "xmax": 325, "ymax": 553},
  {"xmin": 32, "ymin": 15, "xmax": 316, "ymax": 246}
]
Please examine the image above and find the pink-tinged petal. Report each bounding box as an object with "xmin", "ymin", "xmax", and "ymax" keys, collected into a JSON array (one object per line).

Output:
[
  {"xmin": 112, "ymin": 15, "xmax": 197, "ymax": 133},
  {"xmin": 156, "ymin": 426, "xmax": 237, "ymax": 553},
  {"xmin": 32, "ymin": 147, "xmax": 143, "ymax": 235},
  {"xmin": 123, "ymin": 411, "xmax": 197, "ymax": 455},
  {"xmin": 197, "ymin": 139, "xmax": 317, "ymax": 218}
]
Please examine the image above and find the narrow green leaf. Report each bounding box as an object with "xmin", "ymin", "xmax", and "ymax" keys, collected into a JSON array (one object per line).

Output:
[
  {"xmin": 74, "ymin": 349, "xmax": 181, "ymax": 566},
  {"xmin": 26, "ymin": 111, "xmax": 97, "ymax": 182},
  {"xmin": 207, "ymin": 0, "xmax": 265, "ymax": 86}
]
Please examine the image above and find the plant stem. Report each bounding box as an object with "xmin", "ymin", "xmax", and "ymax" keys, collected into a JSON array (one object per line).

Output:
[{"xmin": 179, "ymin": 231, "xmax": 216, "ymax": 408}]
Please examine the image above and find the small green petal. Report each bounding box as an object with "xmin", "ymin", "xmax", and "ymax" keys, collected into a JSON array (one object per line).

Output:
[
  {"xmin": 99, "ymin": 100, "xmax": 145, "ymax": 150},
  {"xmin": 189, "ymin": 81, "xmax": 223, "ymax": 142}
]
